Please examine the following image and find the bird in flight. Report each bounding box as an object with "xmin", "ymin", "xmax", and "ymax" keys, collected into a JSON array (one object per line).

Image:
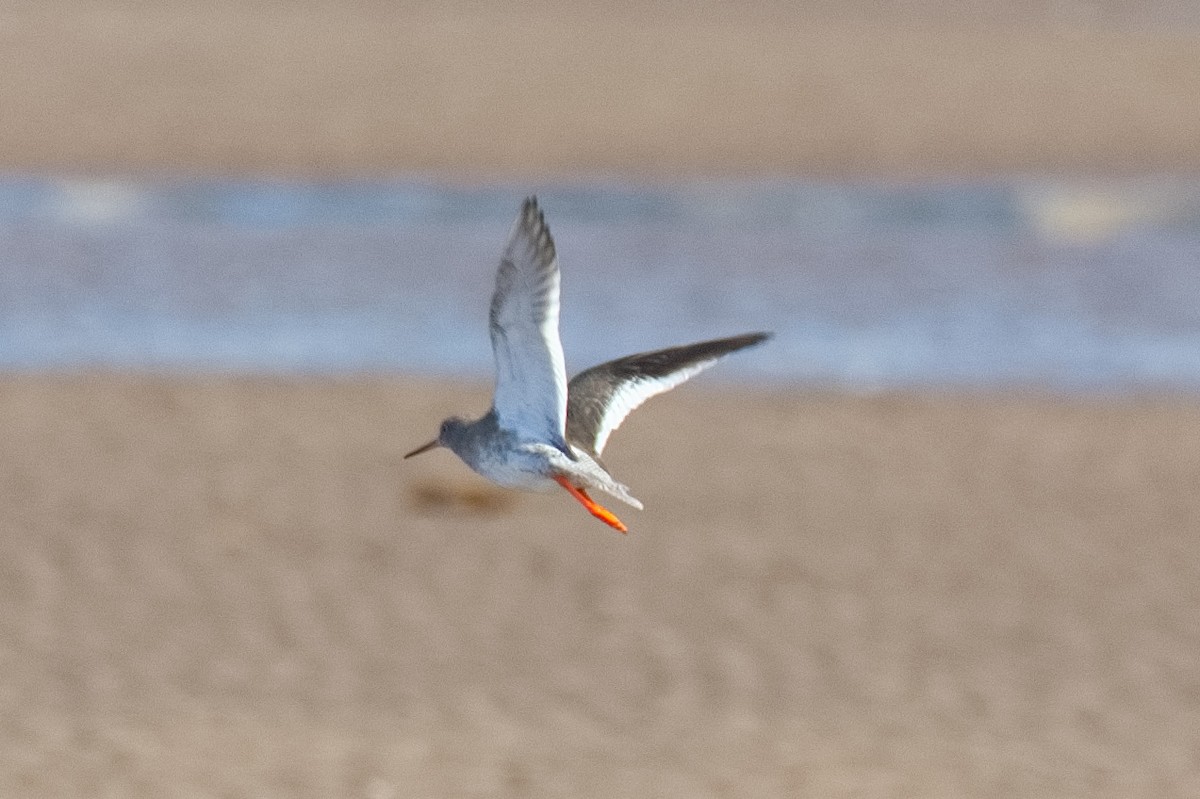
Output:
[{"xmin": 405, "ymin": 197, "xmax": 769, "ymax": 532}]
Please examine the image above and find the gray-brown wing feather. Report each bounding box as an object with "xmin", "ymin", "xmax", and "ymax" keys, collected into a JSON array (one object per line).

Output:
[{"xmin": 565, "ymin": 332, "xmax": 770, "ymax": 456}]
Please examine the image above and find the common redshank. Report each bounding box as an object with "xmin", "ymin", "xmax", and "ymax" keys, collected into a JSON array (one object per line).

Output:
[{"xmin": 405, "ymin": 197, "xmax": 769, "ymax": 532}]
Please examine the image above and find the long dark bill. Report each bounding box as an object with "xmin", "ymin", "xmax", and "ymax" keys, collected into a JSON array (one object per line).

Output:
[{"xmin": 404, "ymin": 439, "xmax": 440, "ymax": 459}]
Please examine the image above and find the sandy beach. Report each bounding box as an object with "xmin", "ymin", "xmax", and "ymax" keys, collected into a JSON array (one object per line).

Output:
[{"xmin": 2, "ymin": 374, "xmax": 1198, "ymax": 796}]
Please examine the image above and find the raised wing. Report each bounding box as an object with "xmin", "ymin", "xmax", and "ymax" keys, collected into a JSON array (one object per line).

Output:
[
  {"xmin": 488, "ymin": 197, "xmax": 569, "ymax": 441},
  {"xmin": 565, "ymin": 332, "xmax": 770, "ymax": 456}
]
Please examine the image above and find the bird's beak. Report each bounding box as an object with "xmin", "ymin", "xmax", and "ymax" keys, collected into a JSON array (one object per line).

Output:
[{"xmin": 404, "ymin": 439, "xmax": 441, "ymax": 459}]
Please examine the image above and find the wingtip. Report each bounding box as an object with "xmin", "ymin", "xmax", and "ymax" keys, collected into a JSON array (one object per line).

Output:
[
  {"xmin": 521, "ymin": 195, "xmax": 541, "ymax": 221},
  {"xmin": 517, "ymin": 195, "xmax": 546, "ymax": 229},
  {"xmin": 699, "ymin": 331, "xmax": 773, "ymax": 351},
  {"xmin": 690, "ymin": 331, "xmax": 773, "ymax": 355},
  {"xmin": 744, "ymin": 331, "xmax": 772, "ymax": 346},
  {"xmin": 722, "ymin": 331, "xmax": 772, "ymax": 354},
  {"xmin": 513, "ymin": 195, "xmax": 555, "ymax": 265}
]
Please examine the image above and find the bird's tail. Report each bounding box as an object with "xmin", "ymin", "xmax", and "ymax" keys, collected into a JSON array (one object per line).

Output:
[{"xmin": 595, "ymin": 476, "xmax": 644, "ymax": 510}]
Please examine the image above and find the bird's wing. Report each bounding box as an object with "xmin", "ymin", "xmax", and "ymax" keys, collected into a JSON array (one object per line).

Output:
[
  {"xmin": 488, "ymin": 197, "xmax": 569, "ymax": 442},
  {"xmin": 566, "ymin": 332, "xmax": 770, "ymax": 456}
]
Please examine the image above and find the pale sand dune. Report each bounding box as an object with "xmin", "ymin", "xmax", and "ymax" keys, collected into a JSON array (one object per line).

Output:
[
  {"xmin": 1, "ymin": 2, "xmax": 1200, "ymax": 177},
  {"xmin": 1, "ymin": 374, "xmax": 1198, "ymax": 796}
]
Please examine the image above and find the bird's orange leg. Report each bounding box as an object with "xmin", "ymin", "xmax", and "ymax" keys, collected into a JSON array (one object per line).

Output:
[{"xmin": 552, "ymin": 475, "xmax": 628, "ymax": 533}]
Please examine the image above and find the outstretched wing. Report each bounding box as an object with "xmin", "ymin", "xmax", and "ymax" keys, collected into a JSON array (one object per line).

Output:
[
  {"xmin": 565, "ymin": 332, "xmax": 770, "ymax": 456},
  {"xmin": 488, "ymin": 197, "xmax": 569, "ymax": 441}
]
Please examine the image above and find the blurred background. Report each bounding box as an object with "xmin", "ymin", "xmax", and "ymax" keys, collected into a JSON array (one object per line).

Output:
[{"xmin": 2, "ymin": 2, "xmax": 1199, "ymax": 797}]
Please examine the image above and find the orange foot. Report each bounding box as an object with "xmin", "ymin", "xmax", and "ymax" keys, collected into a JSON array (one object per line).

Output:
[{"xmin": 552, "ymin": 475, "xmax": 628, "ymax": 533}]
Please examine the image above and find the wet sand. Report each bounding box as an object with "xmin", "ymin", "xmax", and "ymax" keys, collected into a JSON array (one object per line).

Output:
[
  {"xmin": 2, "ymin": 2, "xmax": 1200, "ymax": 178},
  {"xmin": 2, "ymin": 374, "xmax": 1198, "ymax": 796}
]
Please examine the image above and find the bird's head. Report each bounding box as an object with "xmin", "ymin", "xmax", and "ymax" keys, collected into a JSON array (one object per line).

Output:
[{"xmin": 404, "ymin": 416, "xmax": 468, "ymax": 459}]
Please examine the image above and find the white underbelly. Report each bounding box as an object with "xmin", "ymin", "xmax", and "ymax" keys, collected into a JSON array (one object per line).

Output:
[
  {"xmin": 462, "ymin": 444, "xmax": 557, "ymax": 491},
  {"xmin": 478, "ymin": 462, "xmax": 555, "ymax": 490}
]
